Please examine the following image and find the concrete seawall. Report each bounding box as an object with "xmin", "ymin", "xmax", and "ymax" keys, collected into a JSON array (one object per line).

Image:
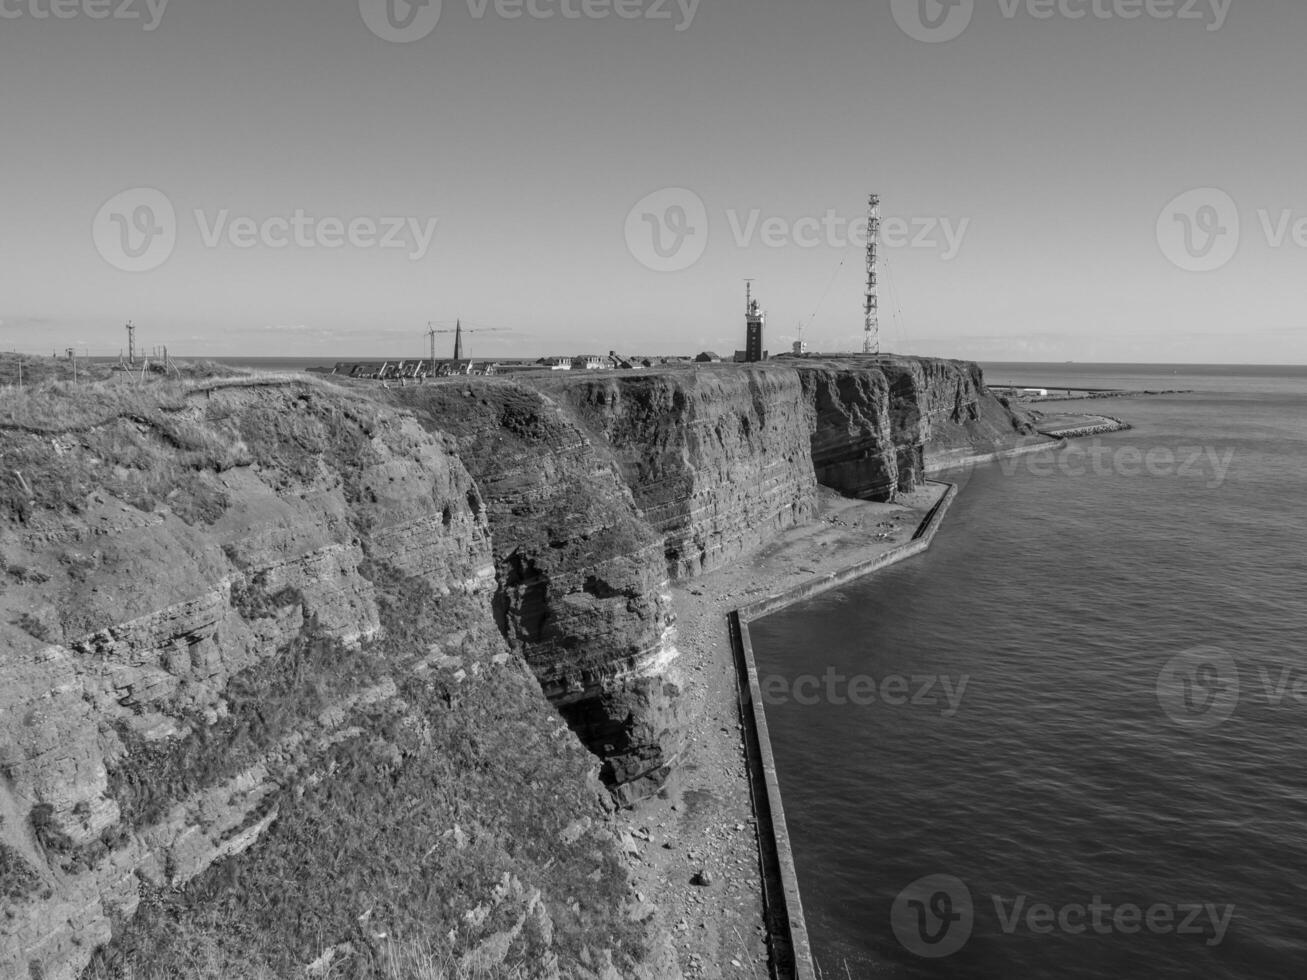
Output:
[
  {"xmin": 925, "ymin": 435, "xmax": 1063, "ymax": 476},
  {"xmin": 726, "ymin": 480, "xmax": 960, "ymax": 979}
]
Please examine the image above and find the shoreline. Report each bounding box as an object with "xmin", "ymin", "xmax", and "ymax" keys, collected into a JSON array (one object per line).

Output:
[
  {"xmin": 621, "ymin": 431, "xmax": 1122, "ymax": 978},
  {"xmin": 618, "ymin": 476, "xmax": 965, "ymax": 979},
  {"xmin": 618, "ymin": 483, "xmax": 951, "ymax": 978},
  {"xmin": 728, "ymin": 480, "xmax": 960, "ymax": 980}
]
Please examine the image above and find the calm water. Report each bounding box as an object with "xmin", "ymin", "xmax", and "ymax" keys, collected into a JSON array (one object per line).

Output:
[{"xmin": 750, "ymin": 364, "xmax": 1307, "ymax": 980}]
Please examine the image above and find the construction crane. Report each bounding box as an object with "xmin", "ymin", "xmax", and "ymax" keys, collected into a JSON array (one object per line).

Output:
[{"xmin": 425, "ymin": 319, "xmax": 509, "ymax": 366}]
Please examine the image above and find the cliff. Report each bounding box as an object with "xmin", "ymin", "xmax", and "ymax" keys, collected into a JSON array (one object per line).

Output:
[
  {"xmin": 385, "ymin": 358, "xmax": 1030, "ymax": 805},
  {"xmin": 798, "ymin": 356, "xmax": 1035, "ymax": 496},
  {"xmin": 0, "ymin": 357, "xmax": 1031, "ymax": 979},
  {"xmin": 387, "ymin": 383, "xmax": 686, "ymax": 807},
  {"xmin": 0, "ymin": 377, "xmax": 678, "ymax": 980}
]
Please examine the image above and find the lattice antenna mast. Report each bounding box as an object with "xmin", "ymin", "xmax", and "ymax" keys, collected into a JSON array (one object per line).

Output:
[
  {"xmin": 126, "ymin": 321, "xmax": 137, "ymax": 365},
  {"xmin": 863, "ymin": 194, "xmax": 881, "ymax": 355}
]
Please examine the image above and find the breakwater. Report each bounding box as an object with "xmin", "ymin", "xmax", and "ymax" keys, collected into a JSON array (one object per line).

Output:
[
  {"xmin": 1035, "ymin": 414, "xmax": 1133, "ymax": 439},
  {"xmin": 726, "ymin": 481, "xmax": 959, "ymax": 980}
]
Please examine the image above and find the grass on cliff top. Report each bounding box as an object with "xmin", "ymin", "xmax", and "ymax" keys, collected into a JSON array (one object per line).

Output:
[
  {"xmin": 84, "ymin": 566, "xmax": 645, "ymax": 980},
  {"xmin": 0, "ymin": 369, "xmax": 392, "ymax": 526}
]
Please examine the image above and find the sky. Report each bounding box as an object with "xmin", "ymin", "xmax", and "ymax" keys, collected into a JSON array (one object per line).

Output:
[{"xmin": 1, "ymin": 0, "xmax": 1304, "ymax": 362}]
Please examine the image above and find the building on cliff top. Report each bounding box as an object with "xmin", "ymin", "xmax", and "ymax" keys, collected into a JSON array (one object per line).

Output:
[{"xmin": 737, "ymin": 281, "xmax": 768, "ymax": 363}]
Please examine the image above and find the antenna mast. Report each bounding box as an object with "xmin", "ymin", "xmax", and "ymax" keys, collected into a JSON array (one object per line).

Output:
[
  {"xmin": 863, "ymin": 194, "xmax": 881, "ymax": 355},
  {"xmin": 126, "ymin": 320, "xmax": 137, "ymax": 365}
]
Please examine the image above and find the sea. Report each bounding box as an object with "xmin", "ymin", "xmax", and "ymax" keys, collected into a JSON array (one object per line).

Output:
[{"xmin": 748, "ymin": 363, "xmax": 1307, "ymax": 980}]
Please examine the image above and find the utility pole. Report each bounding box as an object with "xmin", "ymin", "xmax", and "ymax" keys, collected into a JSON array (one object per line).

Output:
[{"xmin": 864, "ymin": 194, "xmax": 881, "ymax": 356}]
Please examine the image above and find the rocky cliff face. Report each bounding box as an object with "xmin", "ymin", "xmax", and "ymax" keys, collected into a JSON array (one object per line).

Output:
[
  {"xmin": 546, "ymin": 368, "xmax": 819, "ymax": 580},
  {"xmin": 0, "ymin": 378, "xmax": 678, "ymax": 980},
  {"xmin": 387, "ymin": 359, "xmax": 1029, "ymax": 805},
  {"xmin": 0, "ymin": 358, "xmax": 1030, "ymax": 979},
  {"xmin": 798, "ymin": 356, "xmax": 1036, "ymax": 499},
  {"xmin": 387, "ymin": 383, "xmax": 686, "ymax": 807}
]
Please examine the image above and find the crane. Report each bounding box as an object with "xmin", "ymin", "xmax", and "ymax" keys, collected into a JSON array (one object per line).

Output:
[{"xmin": 425, "ymin": 319, "xmax": 509, "ymax": 366}]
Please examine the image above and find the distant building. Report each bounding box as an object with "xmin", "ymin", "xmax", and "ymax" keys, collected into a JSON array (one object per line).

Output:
[
  {"xmin": 695, "ymin": 351, "xmax": 721, "ymax": 363},
  {"xmin": 743, "ymin": 282, "xmax": 766, "ymax": 363},
  {"xmin": 573, "ymin": 354, "xmax": 605, "ymax": 370},
  {"xmin": 605, "ymin": 351, "xmax": 642, "ymax": 369},
  {"xmin": 538, "ymin": 357, "xmax": 573, "ymax": 370}
]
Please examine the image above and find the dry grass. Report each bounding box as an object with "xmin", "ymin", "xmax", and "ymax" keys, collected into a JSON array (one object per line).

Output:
[{"xmin": 0, "ymin": 368, "xmax": 389, "ymax": 524}]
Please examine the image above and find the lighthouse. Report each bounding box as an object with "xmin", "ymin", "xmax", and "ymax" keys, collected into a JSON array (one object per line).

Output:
[{"xmin": 744, "ymin": 281, "xmax": 766, "ymax": 363}]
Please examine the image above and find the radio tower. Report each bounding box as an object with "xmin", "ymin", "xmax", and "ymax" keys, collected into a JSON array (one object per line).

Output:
[{"xmin": 863, "ymin": 194, "xmax": 881, "ymax": 355}]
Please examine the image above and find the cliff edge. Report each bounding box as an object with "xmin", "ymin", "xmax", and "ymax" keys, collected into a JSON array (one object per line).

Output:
[{"xmin": 0, "ymin": 356, "xmax": 1031, "ymax": 979}]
